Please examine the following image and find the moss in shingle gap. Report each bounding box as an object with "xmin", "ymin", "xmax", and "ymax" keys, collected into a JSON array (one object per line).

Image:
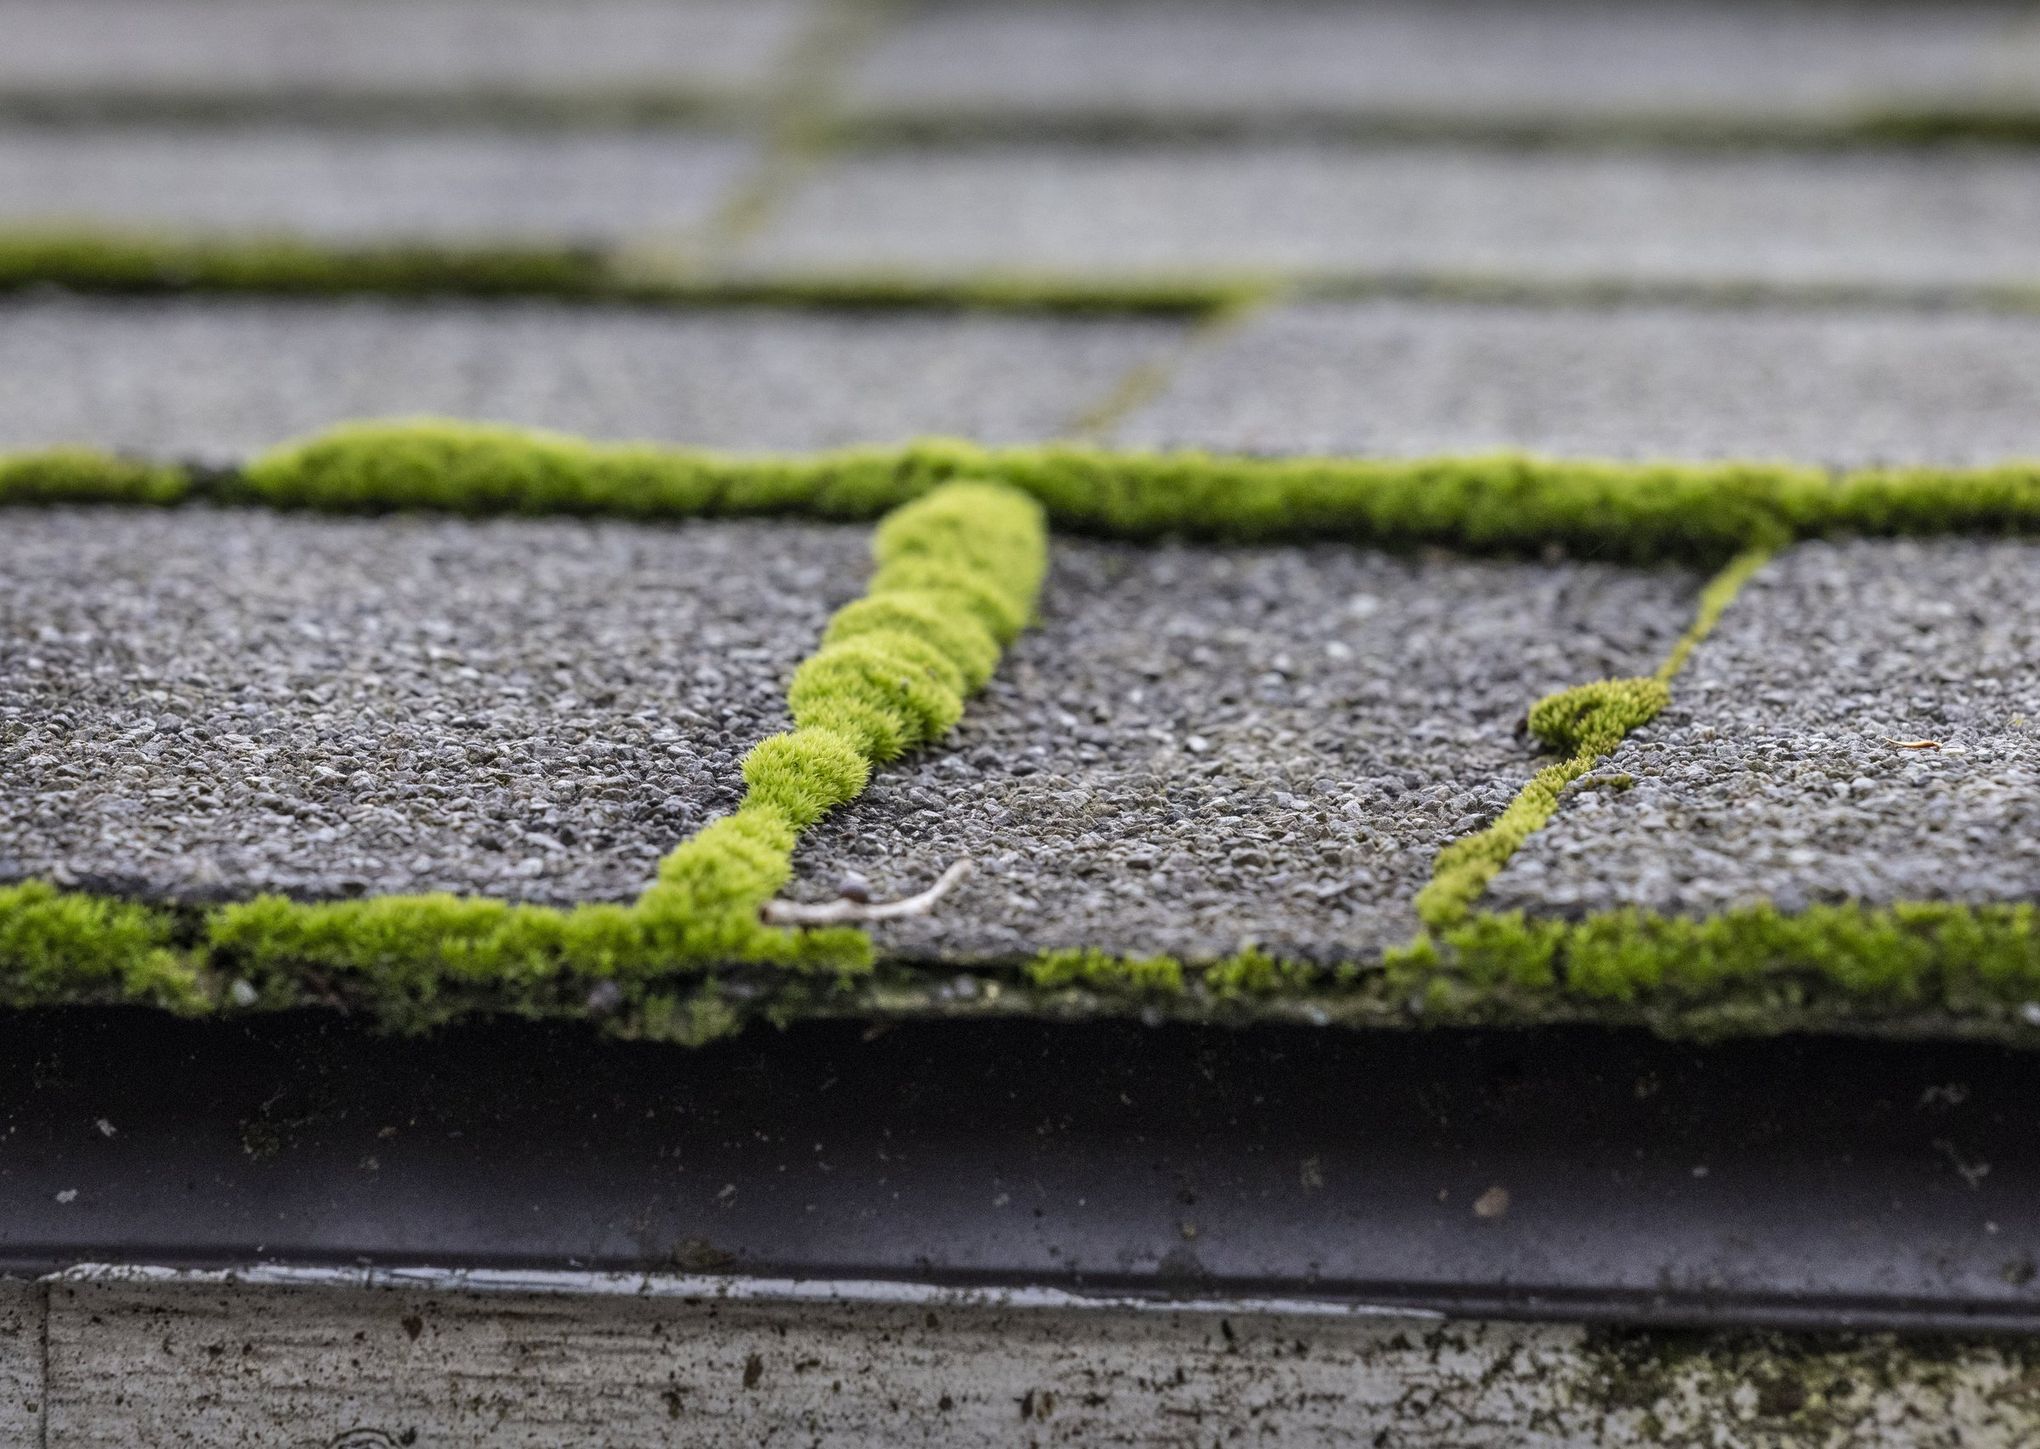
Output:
[
  {"xmin": 1409, "ymin": 545, "xmax": 1772, "ymax": 933},
  {"xmin": 0, "ymin": 446, "xmax": 188, "ymax": 506},
  {"xmin": 835, "ymin": 102, "xmax": 2040, "ymax": 153},
  {"xmin": 0, "ymin": 231, "xmax": 1250, "ymax": 316},
  {"xmin": 6, "ymin": 421, "xmax": 2040, "ymax": 564},
  {"xmin": 0, "ymin": 231, "xmax": 626, "ymax": 302},
  {"xmin": 175, "ymin": 419, "xmax": 2040, "ymax": 561},
  {"xmin": 0, "ymin": 480, "xmax": 1047, "ymax": 1029}
]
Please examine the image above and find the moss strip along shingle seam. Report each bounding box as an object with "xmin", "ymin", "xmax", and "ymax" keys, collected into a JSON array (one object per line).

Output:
[
  {"xmin": 1410, "ymin": 545, "xmax": 1774, "ymax": 932},
  {"xmin": 10, "ymin": 419, "xmax": 2040, "ymax": 564},
  {"xmin": 20, "ymin": 231, "xmax": 2040, "ymax": 318},
  {"xmin": 826, "ymin": 104, "xmax": 2040, "ymax": 154},
  {"xmin": 0, "ymin": 480, "xmax": 1048, "ymax": 1029},
  {"xmin": 0, "ymin": 232, "xmax": 1259, "ymax": 316}
]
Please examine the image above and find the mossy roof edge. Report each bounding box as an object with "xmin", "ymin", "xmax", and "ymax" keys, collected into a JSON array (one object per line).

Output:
[
  {"xmin": 8, "ymin": 425, "xmax": 2040, "ymax": 1044},
  {"xmin": 6, "ymin": 883, "xmax": 2038, "ymax": 1048}
]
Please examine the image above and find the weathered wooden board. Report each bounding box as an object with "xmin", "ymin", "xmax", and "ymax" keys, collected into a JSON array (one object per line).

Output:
[
  {"xmin": 0, "ymin": 1278, "xmax": 42, "ymax": 1443},
  {"xmin": 36, "ymin": 1275, "xmax": 2040, "ymax": 1447}
]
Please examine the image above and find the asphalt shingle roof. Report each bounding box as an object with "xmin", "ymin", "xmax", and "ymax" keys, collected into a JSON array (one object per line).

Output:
[{"xmin": 1, "ymin": 0, "xmax": 2036, "ymax": 1040}]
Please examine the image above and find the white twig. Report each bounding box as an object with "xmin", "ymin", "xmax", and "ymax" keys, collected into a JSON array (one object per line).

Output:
[{"xmin": 761, "ymin": 859, "xmax": 975, "ymax": 927}]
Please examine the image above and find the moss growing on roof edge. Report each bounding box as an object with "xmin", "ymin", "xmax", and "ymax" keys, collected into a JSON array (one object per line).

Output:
[
  {"xmin": 9, "ymin": 881, "xmax": 2038, "ymax": 1044},
  {"xmin": 13, "ymin": 421, "xmax": 2040, "ymax": 564},
  {"xmin": 1004, "ymin": 900, "xmax": 2040, "ymax": 1044},
  {"xmin": 0, "ymin": 481, "xmax": 1047, "ymax": 1026},
  {"xmin": 1394, "ymin": 900, "xmax": 2040, "ymax": 1029}
]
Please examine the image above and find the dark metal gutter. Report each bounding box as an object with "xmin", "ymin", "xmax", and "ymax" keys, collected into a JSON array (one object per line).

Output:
[{"xmin": 1, "ymin": 1009, "xmax": 2035, "ymax": 1334}]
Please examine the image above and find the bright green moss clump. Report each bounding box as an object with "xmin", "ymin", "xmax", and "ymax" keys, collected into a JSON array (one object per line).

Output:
[
  {"xmin": 1414, "ymin": 675, "xmax": 1671, "ymax": 931},
  {"xmin": 1399, "ymin": 901, "xmax": 2040, "ymax": 1023},
  {"xmin": 12, "ymin": 420, "xmax": 2040, "ymax": 565},
  {"xmin": 227, "ymin": 420, "xmax": 2040, "ymax": 563},
  {"xmin": 0, "ymin": 882, "xmax": 203, "ymax": 1010},
  {"xmin": 0, "ymin": 447, "xmax": 189, "ymax": 506},
  {"xmin": 236, "ymin": 422, "xmax": 1826, "ymax": 562},
  {"xmin": 1411, "ymin": 547, "xmax": 1772, "ymax": 932},
  {"xmin": 634, "ymin": 482, "xmax": 1047, "ymax": 968}
]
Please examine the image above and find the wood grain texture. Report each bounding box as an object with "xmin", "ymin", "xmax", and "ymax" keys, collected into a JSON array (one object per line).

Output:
[
  {"xmin": 0, "ymin": 1278, "xmax": 43, "ymax": 1444},
  {"xmin": 38, "ymin": 1276, "xmax": 2040, "ymax": 1447}
]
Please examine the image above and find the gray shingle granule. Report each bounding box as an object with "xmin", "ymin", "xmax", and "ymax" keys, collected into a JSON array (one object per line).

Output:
[
  {"xmin": 848, "ymin": 2, "xmax": 2031, "ymax": 126},
  {"xmin": 741, "ymin": 144, "xmax": 2040, "ymax": 291},
  {"xmin": 0, "ymin": 0, "xmax": 815, "ymax": 98},
  {"xmin": 0, "ymin": 128, "xmax": 756, "ymax": 243},
  {"xmin": 1487, "ymin": 539, "xmax": 2040, "ymax": 919},
  {"xmin": 0, "ymin": 508, "xmax": 869, "ymax": 905},
  {"xmin": 0, "ymin": 297, "xmax": 1187, "ymax": 459},
  {"xmin": 785, "ymin": 543, "xmax": 1702, "ymax": 965},
  {"xmin": 1112, "ymin": 299, "xmax": 2040, "ymax": 466}
]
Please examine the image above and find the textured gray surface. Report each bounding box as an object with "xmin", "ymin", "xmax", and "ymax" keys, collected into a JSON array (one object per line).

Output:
[
  {"xmin": 742, "ymin": 144, "xmax": 2040, "ymax": 289},
  {"xmin": 787, "ymin": 543, "xmax": 1700, "ymax": 965},
  {"xmin": 1488, "ymin": 539, "xmax": 2040, "ymax": 919},
  {"xmin": 852, "ymin": 1, "xmax": 2040, "ymax": 125},
  {"xmin": 0, "ymin": 1280, "xmax": 33, "ymax": 1449},
  {"xmin": 0, "ymin": 509, "xmax": 870, "ymax": 904},
  {"xmin": 0, "ymin": 297, "xmax": 1185, "ymax": 456},
  {"xmin": 0, "ymin": 0, "xmax": 816, "ymax": 99},
  {"xmin": 38, "ymin": 1275, "xmax": 2040, "ymax": 1448},
  {"xmin": 0, "ymin": 128, "xmax": 756, "ymax": 242},
  {"xmin": 1113, "ymin": 299, "xmax": 2040, "ymax": 465}
]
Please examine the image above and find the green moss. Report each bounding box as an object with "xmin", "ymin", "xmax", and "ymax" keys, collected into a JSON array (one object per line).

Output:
[
  {"xmin": 157, "ymin": 419, "xmax": 2040, "ymax": 563},
  {"xmin": 0, "ymin": 447, "xmax": 190, "ymax": 506},
  {"xmin": 11, "ymin": 420, "xmax": 2040, "ymax": 564},
  {"xmin": 0, "ymin": 88, "xmax": 757, "ymax": 131},
  {"xmin": 1028, "ymin": 948, "xmax": 1185, "ymax": 997},
  {"xmin": 1202, "ymin": 947, "xmax": 1315, "ymax": 999},
  {"xmin": 0, "ymin": 231, "xmax": 1247, "ymax": 316},
  {"xmin": 1407, "ymin": 546, "xmax": 1772, "ymax": 935},
  {"xmin": 836, "ymin": 103, "xmax": 2040, "ymax": 153},
  {"xmin": 31, "ymin": 479, "xmax": 1047, "ymax": 1031},
  {"xmin": 0, "ymin": 231, "xmax": 629, "ymax": 302},
  {"xmin": 1413, "ymin": 675, "xmax": 1670, "ymax": 931},
  {"xmin": 0, "ymin": 882, "xmax": 203, "ymax": 1011}
]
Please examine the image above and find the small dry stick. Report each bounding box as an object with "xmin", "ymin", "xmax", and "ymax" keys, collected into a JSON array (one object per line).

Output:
[
  {"xmin": 1883, "ymin": 737, "xmax": 1966, "ymax": 753},
  {"xmin": 761, "ymin": 859, "xmax": 975, "ymax": 926}
]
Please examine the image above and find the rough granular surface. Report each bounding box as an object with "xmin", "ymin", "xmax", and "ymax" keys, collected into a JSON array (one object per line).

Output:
[
  {"xmin": 0, "ymin": 127, "xmax": 755, "ymax": 242},
  {"xmin": 0, "ymin": 508, "xmax": 868, "ymax": 904},
  {"xmin": 0, "ymin": 297, "xmax": 1186, "ymax": 457},
  {"xmin": 743, "ymin": 144, "xmax": 2040, "ymax": 289},
  {"xmin": 848, "ymin": 1, "xmax": 2031, "ymax": 124},
  {"xmin": 0, "ymin": 0, "xmax": 815, "ymax": 97},
  {"xmin": 1487, "ymin": 539, "xmax": 2040, "ymax": 918},
  {"xmin": 785, "ymin": 542, "xmax": 1702, "ymax": 965},
  {"xmin": 1113, "ymin": 299, "xmax": 2040, "ymax": 465}
]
